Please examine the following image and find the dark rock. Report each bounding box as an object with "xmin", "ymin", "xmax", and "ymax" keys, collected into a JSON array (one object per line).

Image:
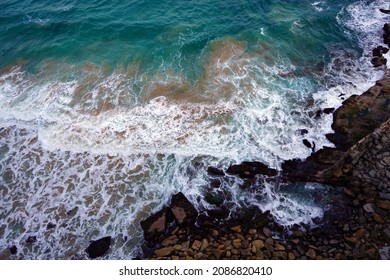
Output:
[
  {"xmin": 26, "ymin": 236, "xmax": 37, "ymax": 244},
  {"xmin": 380, "ymin": 9, "xmax": 390, "ymax": 14},
  {"xmin": 227, "ymin": 161, "xmax": 277, "ymax": 178},
  {"xmin": 323, "ymin": 108, "xmax": 335, "ymax": 114},
  {"xmin": 141, "ymin": 207, "xmax": 172, "ymax": 240},
  {"xmin": 85, "ymin": 236, "xmax": 111, "ymax": 259},
  {"xmin": 240, "ymin": 207, "xmax": 270, "ymax": 228},
  {"xmin": 206, "ymin": 207, "xmax": 230, "ymax": 220},
  {"xmin": 296, "ymin": 129, "xmax": 309, "ymax": 136},
  {"xmin": 210, "ymin": 179, "xmax": 221, "ymax": 188},
  {"xmin": 67, "ymin": 206, "xmax": 79, "ymax": 217},
  {"xmin": 207, "ymin": 167, "xmax": 225, "ymax": 176},
  {"xmin": 382, "ymin": 227, "xmax": 390, "ymax": 244},
  {"xmin": 205, "ymin": 194, "xmax": 224, "ymax": 207},
  {"xmin": 46, "ymin": 222, "xmax": 56, "ymax": 230},
  {"xmin": 9, "ymin": 245, "xmax": 17, "ymax": 255},
  {"xmin": 373, "ymin": 46, "xmax": 389, "ymax": 57},
  {"xmin": 372, "ymin": 56, "xmax": 387, "ymax": 67},
  {"xmin": 303, "ymin": 139, "xmax": 312, "ymax": 149},
  {"xmin": 170, "ymin": 192, "xmax": 198, "ymax": 224},
  {"xmin": 385, "ymin": 23, "xmax": 390, "ymax": 35}
]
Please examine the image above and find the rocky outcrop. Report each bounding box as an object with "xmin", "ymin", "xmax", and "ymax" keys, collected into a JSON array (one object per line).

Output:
[
  {"xmin": 170, "ymin": 192, "xmax": 198, "ymax": 224},
  {"xmin": 85, "ymin": 236, "xmax": 111, "ymax": 259},
  {"xmin": 140, "ymin": 207, "xmax": 172, "ymax": 241}
]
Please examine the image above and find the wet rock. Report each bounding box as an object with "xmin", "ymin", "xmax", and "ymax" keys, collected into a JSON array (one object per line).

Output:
[
  {"xmin": 372, "ymin": 46, "xmax": 389, "ymax": 57},
  {"xmin": 85, "ymin": 236, "xmax": 111, "ymax": 259},
  {"xmin": 46, "ymin": 222, "xmax": 56, "ymax": 230},
  {"xmin": 230, "ymin": 225, "xmax": 241, "ymax": 233},
  {"xmin": 371, "ymin": 56, "xmax": 387, "ymax": 68},
  {"xmin": 140, "ymin": 207, "xmax": 172, "ymax": 240},
  {"xmin": 9, "ymin": 245, "xmax": 17, "ymax": 255},
  {"xmin": 205, "ymin": 194, "xmax": 224, "ymax": 207},
  {"xmin": 206, "ymin": 207, "xmax": 230, "ymax": 220},
  {"xmin": 67, "ymin": 206, "xmax": 79, "ymax": 217},
  {"xmin": 26, "ymin": 236, "xmax": 37, "ymax": 244},
  {"xmin": 323, "ymin": 108, "xmax": 335, "ymax": 114},
  {"xmin": 210, "ymin": 179, "xmax": 221, "ymax": 188},
  {"xmin": 379, "ymin": 247, "xmax": 390, "ymax": 260},
  {"xmin": 303, "ymin": 139, "xmax": 312, "ymax": 149},
  {"xmin": 170, "ymin": 192, "xmax": 198, "ymax": 224},
  {"xmin": 296, "ymin": 129, "xmax": 309, "ymax": 136},
  {"xmin": 379, "ymin": 9, "xmax": 390, "ymax": 14},
  {"xmin": 227, "ymin": 162, "xmax": 277, "ymax": 178},
  {"xmin": 207, "ymin": 167, "xmax": 225, "ymax": 176}
]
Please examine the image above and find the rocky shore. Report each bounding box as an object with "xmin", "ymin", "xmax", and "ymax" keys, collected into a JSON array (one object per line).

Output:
[{"xmin": 139, "ymin": 20, "xmax": 390, "ymax": 260}]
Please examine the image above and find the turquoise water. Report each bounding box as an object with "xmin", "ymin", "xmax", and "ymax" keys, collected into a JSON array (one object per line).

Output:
[{"xmin": 0, "ymin": 0, "xmax": 389, "ymax": 259}]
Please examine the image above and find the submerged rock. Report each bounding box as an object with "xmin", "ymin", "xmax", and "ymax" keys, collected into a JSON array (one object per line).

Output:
[
  {"xmin": 85, "ymin": 236, "xmax": 111, "ymax": 259},
  {"xmin": 170, "ymin": 192, "xmax": 198, "ymax": 224},
  {"xmin": 26, "ymin": 236, "xmax": 37, "ymax": 244},
  {"xmin": 227, "ymin": 162, "xmax": 277, "ymax": 178}
]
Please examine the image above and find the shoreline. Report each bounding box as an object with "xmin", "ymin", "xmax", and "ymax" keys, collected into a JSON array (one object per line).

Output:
[{"xmin": 139, "ymin": 20, "xmax": 390, "ymax": 260}]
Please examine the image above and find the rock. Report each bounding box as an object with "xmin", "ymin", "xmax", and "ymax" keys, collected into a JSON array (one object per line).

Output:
[
  {"xmin": 263, "ymin": 227, "xmax": 272, "ymax": 237},
  {"xmin": 373, "ymin": 46, "xmax": 389, "ymax": 57},
  {"xmin": 379, "ymin": 247, "xmax": 390, "ymax": 260},
  {"xmin": 379, "ymin": 192, "xmax": 390, "ymax": 200},
  {"xmin": 173, "ymin": 244, "xmax": 182, "ymax": 251},
  {"xmin": 67, "ymin": 206, "xmax": 79, "ymax": 217},
  {"xmin": 323, "ymin": 108, "xmax": 335, "ymax": 114},
  {"xmin": 212, "ymin": 249, "xmax": 224, "ymax": 259},
  {"xmin": 379, "ymin": 8, "xmax": 390, "ymax": 14},
  {"xmin": 46, "ymin": 222, "xmax": 56, "ymax": 230},
  {"xmin": 306, "ymin": 248, "xmax": 316, "ymax": 260},
  {"xmin": 373, "ymin": 213, "xmax": 386, "ymax": 224},
  {"xmin": 210, "ymin": 179, "xmax": 221, "ymax": 188},
  {"xmin": 303, "ymin": 139, "xmax": 312, "ymax": 149},
  {"xmin": 9, "ymin": 245, "xmax": 17, "ymax": 255},
  {"xmin": 155, "ymin": 247, "xmax": 174, "ymax": 258},
  {"xmin": 230, "ymin": 225, "xmax": 241, "ymax": 233},
  {"xmin": 232, "ymin": 239, "xmax": 242, "ymax": 249},
  {"xmin": 252, "ymin": 240, "xmax": 265, "ymax": 250},
  {"xmin": 191, "ymin": 240, "xmax": 202, "ymax": 251},
  {"xmin": 207, "ymin": 167, "xmax": 225, "ymax": 176},
  {"xmin": 200, "ymin": 239, "xmax": 209, "ymax": 252},
  {"xmin": 288, "ymin": 252, "xmax": 296, "ymax": 260},
  {"xmin": 26, "ymin": 236, "xmax": 37, "ymax": 244},
  {"xmin": 205, "ymin": 194, "xmax": 224, "ymax": 207},
  {"xmin": 170, "ymin": 192, "xmax": 198, "ymax": 224},
  {"xmin": 85, "ymin": 236, "xmax": 111, "ymax": 259},
  {"xmin": 343, "ymin": 188, "xmax": 354, "ymax": 197},
  {"xmin": 227, "ymin": 162, "xmax": 277, "ymax": 178},
  {"xmin": 382, "ymin": 227, "xmax": 390, "ymax": 243},
  {"xmin": 363, "ymin": 203, "xmax": 375, "ymax": 214},
  {"xmin": 161, "ymin": 235, "xmax": 178, "ymax": 247},
  {"xmin": 376, "ymin": 200, "xmax": 390, "ymax": 210},
  {"xmin": 371, "ymin": 56, "xmax": 387, "ymax": 67},
  {"xmin": 275, "ymin": 244, "xmax": 285, "ymax": 251},
  {"xmin": 352, "ymin": 228, "xmax": 366, "ymax": 240},
  {"xmin": 296, "ymin": 129, "xmax": 309, "ymax": 136},
  {"xmin": 140, "ymin": 207, "xmax": 171, "ymax": 240},
  {"xmin": 206, "ymin": 207, "xmax": 230, "ymax": 220}
]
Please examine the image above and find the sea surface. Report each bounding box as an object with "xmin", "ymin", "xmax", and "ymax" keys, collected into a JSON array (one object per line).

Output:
[{"xmin": 0, "ymin": 0, "xmax": 389, "ymax": 259}]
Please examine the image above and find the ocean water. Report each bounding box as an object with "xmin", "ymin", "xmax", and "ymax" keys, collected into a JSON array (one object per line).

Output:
[{"xmin": 0, "ymin": 0, "xmax": 389, "ymax": 259}]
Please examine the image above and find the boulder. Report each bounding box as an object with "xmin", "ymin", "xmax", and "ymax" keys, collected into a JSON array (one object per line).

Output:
[
  {"xmin": 85, "ymin": 236, "xmax": 111, "ymax": 259},
  {"xmin": 207, "ymin": 167, "xmax": 225, "ymax": 176},
  {"xmin": 140, "ymin": 207, "xmax": 172, "ymax": 240},
  {"xmin": 379, "ymin": 9, "xmax": 390, "ymax": 14},
  {"xmin": 371, "ymin": 56, "xmax": 387, "ymax": 67},
  {"xmin": 372, "ymin": 46, "xmax": 389, "ymax": 57},
  {"xmin": 226, "ymin": 161, "xmax": 277, "ymax": 178},
  {"xmin": 26, "ymin": 236, "xmax": 37, "ymax": 244},
  {"xmin": 170, "ymin": 192, "xmax": 198, "ymax": 224},
  {"xmin": 9, "ymin": 245, "xmax": 17, "ymax": 255}
]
